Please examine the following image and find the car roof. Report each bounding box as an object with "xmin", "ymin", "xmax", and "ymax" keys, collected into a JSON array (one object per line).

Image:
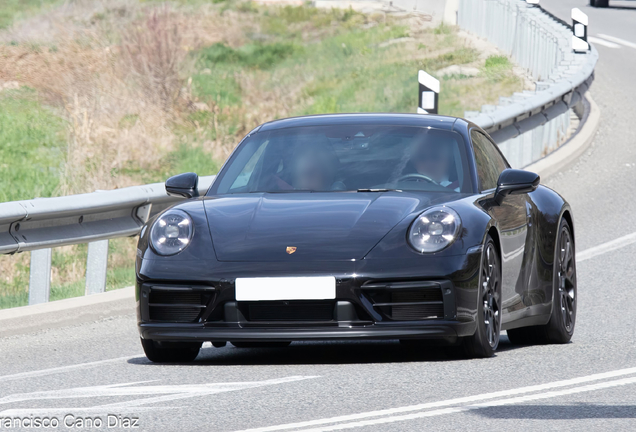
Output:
[{"xmin": 257, "ymin": 113, "xmax": 460, "ymax": 132}]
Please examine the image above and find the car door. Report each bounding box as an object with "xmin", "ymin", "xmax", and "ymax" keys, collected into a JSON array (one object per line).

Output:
[{"xmin": 471, "ymin": 130, "xmax": 530, "ymax": 318}]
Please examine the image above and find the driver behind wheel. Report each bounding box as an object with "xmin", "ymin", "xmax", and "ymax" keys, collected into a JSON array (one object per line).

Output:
[
  {"xmin": 291, "ymin": 142, "xmax": 343, "ymax": 191},
  {"xmin": 409, "ymin": 138, "xmax": 459, "ymax": 192}
]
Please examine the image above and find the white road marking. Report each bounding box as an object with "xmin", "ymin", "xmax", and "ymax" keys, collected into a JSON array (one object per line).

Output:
[
  {"xmin": 588, "ymin": 36, "xmax": 621, "ymax": 49},
  {"xmin": 576, "ymin": 231, "xmax": 636, "ymax": 263},
  {"xmin": 0, "ymin": 376, "xmax": 318, "ymax": 416},
  {"xmin": 292, "ymin": 376, "xmax": 636, "ymax": 431},
  {"xmin": 597, "ymin": 34, "xmax": 636, "ymax": 49},
  {"xmin": 0, "ymin": 355, "xmax": 137, "ymax": 383},
  {"xmin": 234, "ymin": 367, "xmax": 636, "ymax": 432}
]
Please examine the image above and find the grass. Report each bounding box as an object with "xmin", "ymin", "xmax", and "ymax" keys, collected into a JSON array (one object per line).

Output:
[
  {"xmin": 184, "ymin": 6, "xmax": 522, "ymax": 125},
  {"xmin": 0, "ymin": 89, "xmax": 66, "ymax": 202},
  {"xmin": 199, "ymin": 42, "xmax": 300, "ymax": 70},
  {"xmin": 0, "ymin": 238, "xmax": 137, "ymax": 309},
  {"xmin": 483, "ymin": 54, "xmax": 514, "ymax": 82},
  {"xmin": 185, "ymin": 7, "xmax": 500, "ymax": 135},
  {"xmin": 0, "ymin": 0, "xmax": 62, "ymax": 29},
  {"xmin": 0, "ymin": 256, "xmax": 29, "ymax": 309},
  {"xmin": 0, "ymin": 1, "xmax": 524, "ymax": 309},
  {"xmin": 167, "ymin": 144, "xmax": 220, "ymax": 177}
]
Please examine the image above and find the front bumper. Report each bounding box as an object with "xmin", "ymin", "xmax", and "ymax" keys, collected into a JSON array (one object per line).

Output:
[
  {"xmin": 139, "ymin": 320, "xmax": 476, "ymax": 343},
  {"xmin": 136, "ymin": 248, "xmax": 484, "ymax": 343},
  {"xmin": 136, "ymin": 255, "xmax": 482, "ymax": 343}
]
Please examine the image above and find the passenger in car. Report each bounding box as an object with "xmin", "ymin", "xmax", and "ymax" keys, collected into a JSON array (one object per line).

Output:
[
  {"xmin": 406, "ymin": 139, "xmax": 460, "ymax": 192},
  {"xmin": 291, "ymin": 142, "xmax": 343, "ymax": 191}
]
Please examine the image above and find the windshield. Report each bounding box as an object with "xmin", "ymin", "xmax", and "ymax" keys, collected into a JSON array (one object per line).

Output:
[{"xmin": 212, "ymin": 124, "xmax": 472, "ymax": 195}]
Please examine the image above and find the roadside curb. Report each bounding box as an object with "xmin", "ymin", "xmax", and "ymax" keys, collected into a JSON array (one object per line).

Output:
[
  {"xmin": 0, "ymin": 287, "xmax": 135, "ymax": 338},
  {"xmin": 524, "ymin": 92, "xmax": 600, "ymax": 179}
]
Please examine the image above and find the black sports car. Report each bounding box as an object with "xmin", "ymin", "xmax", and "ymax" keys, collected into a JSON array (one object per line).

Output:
[{"xmin": 135, "ymin": 113, "xmax": 577, "ymax": 362}]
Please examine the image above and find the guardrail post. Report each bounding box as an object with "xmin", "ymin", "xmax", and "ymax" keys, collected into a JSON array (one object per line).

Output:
[
  {"xmin": 29, "ymin": 249, "xmax": 52, "ymax": 305},
  {"xmin": 85, "ymin": 240, "xmax": 109, "ymax": 295}
]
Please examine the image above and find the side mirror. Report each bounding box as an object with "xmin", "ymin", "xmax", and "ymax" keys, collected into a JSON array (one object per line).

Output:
[
  {"xmin": 494, "ymin": 169, "xmax": 540, "ymax": 205},
  {"xmin": 165, "ymin": 172, "xmax": 199, "ymax": 199}
]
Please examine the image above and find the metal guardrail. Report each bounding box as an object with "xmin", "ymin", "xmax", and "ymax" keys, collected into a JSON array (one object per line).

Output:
[
  {"xmin": 0, "ymin": 0, "xmax": 597, "ymax": 307},
  {"xmin": 458, "ymin": 0, "xmax": 598, "ymax": 167},
  {"xmin": 0, "ymin": 177, "xmax": 215, "ymax": 304}
]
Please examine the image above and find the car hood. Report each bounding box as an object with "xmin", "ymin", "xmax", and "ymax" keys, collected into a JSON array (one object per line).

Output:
[{"xmin": 203, "ymin": 192, "xmax": 428, "ymax": 262}]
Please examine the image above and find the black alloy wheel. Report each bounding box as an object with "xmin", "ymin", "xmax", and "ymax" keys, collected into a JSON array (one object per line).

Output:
[
  {"xmin": 556, "ymin": 223, "xmax": 576, "ymax": 334},
  {"xmin": 507, "ymin": 218, "xmax": 577, "ymax": 345},
  {"xmin": 460, "ymin": 235, "xmax": 501, "ymax": 358},
  {"xmin": 482, "ymin": 242, "xmax": 501, "ymax": 350}
]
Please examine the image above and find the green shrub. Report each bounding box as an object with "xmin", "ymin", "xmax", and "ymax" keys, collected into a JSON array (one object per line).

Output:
[
  {"xmin": 483, "ymin": 55, "xmax": 512, "ymax": 81},
  {"xmin": 485, "ymin": 55, "xmax": 510, "ymax": 68},
  {"xmin": 198, "ymin": 41, "xmax": 299, "ymax": 70}
]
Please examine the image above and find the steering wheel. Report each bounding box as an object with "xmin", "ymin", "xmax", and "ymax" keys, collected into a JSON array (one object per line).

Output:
[{"xmin": 395, "ymin": 173, "xmax": 440, "ymax": 185}]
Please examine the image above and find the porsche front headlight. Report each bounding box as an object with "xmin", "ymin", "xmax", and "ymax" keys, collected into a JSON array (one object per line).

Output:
[
  {"xmin": 408, "ymin": 206, "xmax": 461, "ymax": 253},
  {"xmin": 150, "ymin": 209, "xmax": 194, "ymax": 256}
]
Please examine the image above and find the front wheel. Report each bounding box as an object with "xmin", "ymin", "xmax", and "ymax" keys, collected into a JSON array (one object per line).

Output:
[
  {"xmin": 141, "ymin": 339, "xmax": 202, "ymax": 363},
  {"xmin": 507, "ymin": 218, "xmax": 577, "ymax": 345},
  {"xmin": 460, "ymin": 235, "xmax": 502, "ymax": 358}
]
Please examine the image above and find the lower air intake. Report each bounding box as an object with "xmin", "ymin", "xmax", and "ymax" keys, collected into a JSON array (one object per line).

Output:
[
  {"xmin": 392, "ymin": 289, "xmax": 443, "ymax": 303},
  {"xmin": 363, "ymin": 280, "xmax": 452, "ymax": 321},
  {"xmin": 149, "ymin": 306, "xmax": 202, "ymax": 322},
  {"xmin": 148, "ymin": 290, "xmax": 207, "ymax": 323},
  {"xmin": 389, "ymin": 290, "xmax": 444, "ymax": 320},
  {"xmin": 391, "ymin": 304, "xmax": 444, "ymax": 320},
  {"xmin": 245, "ymin": 301, "xmax": 334, "ymax": 321}
]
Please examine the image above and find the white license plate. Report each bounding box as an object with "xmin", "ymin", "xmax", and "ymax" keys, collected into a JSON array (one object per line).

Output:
[{"xmin": 235, "ymin": 276, "xmax": 336, "ymax": 301}]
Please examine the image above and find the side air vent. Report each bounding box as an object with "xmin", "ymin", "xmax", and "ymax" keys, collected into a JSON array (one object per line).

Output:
[
  {"xmin": 148, "ymin": 286, "xmax": 214, "ymax": 323},
  {"xmin": 362, "ymin": 281, "xmax": 447, "ymax": 321}
]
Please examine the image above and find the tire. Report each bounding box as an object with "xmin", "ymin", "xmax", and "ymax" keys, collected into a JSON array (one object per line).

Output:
[
  {"xmin": 230, "ymin": 341, "xmax": 292, "ymax": 348},
  {"xmin": 460, "ymin": 235, "xmax": 502, "ymax": 358},
  {"xmin": 140, "ymin": 338, "xmax": 201, "ymax": 363},
  {"xmin": 507, "ymin": 218, "xmax": 577, "ymax": 345}
]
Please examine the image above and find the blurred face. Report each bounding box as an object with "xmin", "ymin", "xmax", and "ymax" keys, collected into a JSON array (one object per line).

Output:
[
  {"xmin": 293, "ymin": 149, "xmax": 333, "ymax": 191},
  {"xmin": 413, "ymin": 142, "xmax": 452, "ymax": 183}
]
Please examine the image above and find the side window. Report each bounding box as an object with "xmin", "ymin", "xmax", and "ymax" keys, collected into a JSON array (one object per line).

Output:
[
  {"xmin": 229, "ymin": 140, "xmax": 269, "ymax": 191},
  {"xmin": 471, "ymin": 131, "xmax": 508, "ymax": 192}
]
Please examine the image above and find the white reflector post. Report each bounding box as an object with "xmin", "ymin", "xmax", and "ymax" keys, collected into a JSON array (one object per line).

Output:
[
  {"xmin": 572, "ymin": 8, "xmax": 589, "ymax": 53},
  {"xmin": 418, "ymin": 70, "xmax": 440, "ymax": 114}
]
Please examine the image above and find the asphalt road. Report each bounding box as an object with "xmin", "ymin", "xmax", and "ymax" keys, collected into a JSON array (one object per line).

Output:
[{"xmin": 2, "ymin": 2, "xmax": 636, "ymax": 431}]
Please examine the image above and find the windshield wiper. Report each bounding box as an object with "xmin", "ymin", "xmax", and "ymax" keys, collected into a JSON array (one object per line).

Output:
[
  {"xmin": 356, "ymin": 188, "xmax": 401, "ymax": 192},
  {"xmin": 244, "ymin": 190, "xmax": 312, "ymax": 193}
]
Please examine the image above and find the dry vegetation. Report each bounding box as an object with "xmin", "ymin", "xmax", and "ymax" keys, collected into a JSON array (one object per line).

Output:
[
  {"xmin": 2, "ymin": 2, "xmax": 207, "ymax": 194},
  {"xmin": 0, "ymin": 0, "xmax": 525, "ymax": 194},
  {"xmin": 0, "ymin": 0, "xmax": 526, "ymax": 308}
]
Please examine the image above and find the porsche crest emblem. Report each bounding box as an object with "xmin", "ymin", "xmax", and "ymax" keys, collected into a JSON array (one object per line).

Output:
[{"xmin": 286, "ymin": 246, "xmax": 297, "ymax": 255}]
